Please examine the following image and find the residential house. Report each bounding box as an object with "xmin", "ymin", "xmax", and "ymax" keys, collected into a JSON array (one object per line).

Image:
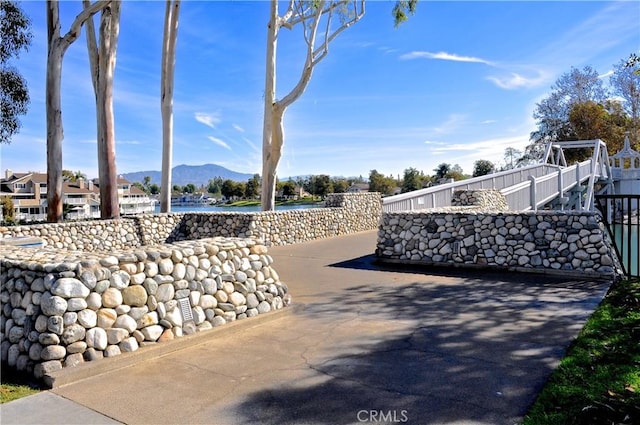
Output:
[{"xmin": 1, "ymin": 170, "xmax": 155, "ymax": 222}]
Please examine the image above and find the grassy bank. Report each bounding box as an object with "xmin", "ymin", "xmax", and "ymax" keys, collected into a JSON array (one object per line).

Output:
[
  {"xmin": 220, "ymin": 197, "xmax": 322, "ymax": 208},
  {"xmin": 522, "ymin": 278, "xmax": 640, "ymax": 424},
  {"xmin": 0, "ymin": 366, "xmax": 42, "ymax": 404}
]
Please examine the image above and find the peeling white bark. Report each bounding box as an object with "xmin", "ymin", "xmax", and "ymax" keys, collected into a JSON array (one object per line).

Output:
[
  {"xmin": 46, "ymin": 0, "xmax": 110, "ymax": 222},
  {"xmin": 84, "ymin": 0, "xmax": 121, "ymax": 219},
  {"xmin": 261, "ymin": 0, "xmax": 365, "ymax": 211},
  {"xmin": 160, "ymin": 0, "xmax": 181, "ymax": 213}
]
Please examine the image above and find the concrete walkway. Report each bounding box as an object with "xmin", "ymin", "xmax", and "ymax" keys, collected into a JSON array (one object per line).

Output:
[{"xmin": 1, "ymin": 230, "xmax": 611, "ymax": 425}]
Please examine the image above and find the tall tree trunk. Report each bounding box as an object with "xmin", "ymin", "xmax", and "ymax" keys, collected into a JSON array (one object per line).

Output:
[
  {"xmin": 260, "ymin": 0, "xmax": 279, "ymax": 211},
  {"xmin": 96, "ymin": 2, "xmax": 120, "ymax": 219},
  {"xmin": 160, "ymin": 0, "xmax": 181, "ymax": 213},
  {"xmin": 46, "ymin": 36, "xmax": 64, "ymax": 223},
  {"xmin": 46, "ymin": 0, "xmax": 109, "ymax": 223}
]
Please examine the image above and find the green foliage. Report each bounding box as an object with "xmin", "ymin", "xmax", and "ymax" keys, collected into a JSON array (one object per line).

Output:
[
  {"xmin": 245, "ymin": 174, "xmax": 260, "ymax": 199},
  {"xmin": 523, "ymin": 279, "xmax": 640, "ymax": 425},
  {"xmin": 472, "ymin": 159, "xmax": 495, "ymax": 177},
  {"xmin": 304, "ymin": 175, "xmax": 333, "ymax": 198},
  {"xmin": 401, "ymin": 167, "xmax": 424, "ymax": 193},
  {"xmin": 433, "ymin": 163, "xmax": 451, "ymax": 180},
  {"xmin": 369, "ymin": 170, "xmax": 396, "ymax": 195},
  {"xmin": 183, "ymin": 183, "xmax": 196, "ymax": 194},
  {"xmin": 280, "ymin": 180, "xmax": 297, "ymax": 198},
  {"xmin": 527, "ymin": 57, "xmax": 640, "ymax": 161},
  {"xmin": 0, "ymin": 1, "xmax": 32, "ymax": 144},
  {"xmin": 1, "ymin": 196, "xmax": 15, "ymax": 223},
  {"xmin": 392, "ymin": 0, "xmax": 418, "ymax": 27}
]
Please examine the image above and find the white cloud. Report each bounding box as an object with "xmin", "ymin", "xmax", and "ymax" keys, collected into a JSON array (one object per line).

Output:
[
  {"xmin": 432, "ymin": 114, "xmax": 467, "ymax": 135},
  {"xmin": 482, "ymin": 120, "xmax": 497, "ymax": 124},
  {"xmin": 208, "ymin": 136, "xmax": 231, "ymax": 150},
  {"xmin": 195, "ymin": 112, "xmax": 221, "ymax": 129},
  {"xmin": 486, "ymin": 71, "xmax": 549, "ymax": 90},
  {"xmin": 400, "ymin": 51, "xmax": 493, "ymax": 65},
  {"xmin": 232, "ymin": 124, "xmax": 245, "ymax": 133}
]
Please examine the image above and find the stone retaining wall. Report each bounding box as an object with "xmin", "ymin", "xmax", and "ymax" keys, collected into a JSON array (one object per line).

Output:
[
  {"xmin": 0, "ymin": 192, "xmax": 381, "ymax": 380},
  {"xmin": 1, "ymin": 237, "xmax": 289, "ymax": 379},
  {"xmin": 0, "ymin": 193, "xmax": 382, "ymax": 249},
  {"xmin": 377, "ymin": 210, "xmax": 622, "ymax": 280}
]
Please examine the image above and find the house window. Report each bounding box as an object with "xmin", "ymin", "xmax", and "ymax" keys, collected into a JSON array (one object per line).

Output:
[
  {"xmin": 39, "ymin": 183, "xmax": 47, "ymax": 188},
  {"xmin": 15, "ymin": 183, "xmax": 26, "ymax": 189}
]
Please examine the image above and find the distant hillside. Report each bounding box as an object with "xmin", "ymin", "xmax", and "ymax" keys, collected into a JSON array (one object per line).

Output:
[{"xmin": 122, "ymin": 164, "xmax": 254, "ymax": 187}]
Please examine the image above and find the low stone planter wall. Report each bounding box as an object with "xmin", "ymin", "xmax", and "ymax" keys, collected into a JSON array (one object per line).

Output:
[
  {"xmin": 0, "ymin": 193, "xmax": 382, "ymax": 249},
  {"xmin": 377, "ymin": 210, "xmax": 622, "ymax": 280},
  {"xmin": 0, "ymin": 237, "xmax": 289, "ymax": 379}
]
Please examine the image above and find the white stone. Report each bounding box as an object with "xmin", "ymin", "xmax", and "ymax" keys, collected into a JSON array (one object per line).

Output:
[
  {"xmin": 113, "ymin": 314, "xmax": 137, "ymax": 333},
  {"xmin": 51, "ymin": 277, "xmax": 90, "ymax": 298},
  {"xmin": 67, "ymin": 297, "xmax": 88, "ymax": 312},
  {"xmin": 119, "ymin": 337, "xmax": 139, "ymax": 352},
  {"xmin": 140, "ymin": 325, "xmax": 164, "ymax": 341},
  {"xmin": 86, "ymin": 327, "xmax": 108, "ymax": 350},
  {"xmin": 104, "ymin": 345, "xmax": 121, "ymax": 357},
  {"xmin": 107, "ymin": 328, "xmax": 130, "ymax": 345}
]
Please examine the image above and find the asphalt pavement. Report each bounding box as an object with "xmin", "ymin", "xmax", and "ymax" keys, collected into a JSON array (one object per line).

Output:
[{"xmin": 0, "ymin": 230, "xmax": 611, "ymax": 425}]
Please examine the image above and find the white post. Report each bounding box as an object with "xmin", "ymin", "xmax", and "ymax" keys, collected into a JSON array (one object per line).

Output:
[{"xmin": 529, "ymin": 175, "xmax": 537, "ymax": 211}]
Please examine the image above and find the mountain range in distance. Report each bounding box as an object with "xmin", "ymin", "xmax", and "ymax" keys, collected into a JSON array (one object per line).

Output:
[
  {"xmin": 121, "ymin": 164, "xmax": 254, "ymax": 187},
  {"xmin": 122, "ymin": 163, "xmax": 362, "ymax": 187}
]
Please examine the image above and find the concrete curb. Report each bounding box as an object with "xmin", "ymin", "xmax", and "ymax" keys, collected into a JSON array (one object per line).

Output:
[{"xmin": 47, "ymin": 304, "xmax": 300, "ymax": 389}]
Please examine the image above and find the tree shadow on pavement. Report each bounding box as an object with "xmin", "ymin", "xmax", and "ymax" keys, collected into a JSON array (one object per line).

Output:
[{"xmin": 233, "ymin": 256, "xmax": 610, "ymax": 425}]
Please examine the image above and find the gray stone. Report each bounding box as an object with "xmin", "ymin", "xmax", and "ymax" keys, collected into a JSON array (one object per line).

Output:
[
  {"xmin": 41, "ymin": 293, "xmax": 68, "ymax": 316},
  {"xmin": 41, "ymin": 345, "xmax": 66, "ymax": 360},
  {"xmin": 34, "ymin": 360, "xmax": 63, "ymax": 379},
  {"xmin": 64, "ymin": 352, "xmax": 84, "ymax": 368},
  {"xmin": 107, "ymin": 328, "xmax": 130, "ymax": 345},
  {"xmin": 61, "ymin": 324, "xmax": 86, "ymax": 345},
  {"xmin": 66, "ymin": 341, "xmax": 87, "ymax": 354},
  {"xmin": 51, "ymin": 277, "xmax": 90, "ymax": 298},
  {"xmin": 67, "ymin": 297, "xmax": 88, "ymax": 312},
  {"xmin": 47, "ymin": 315, "xmax": 64, "ymax": 335}
]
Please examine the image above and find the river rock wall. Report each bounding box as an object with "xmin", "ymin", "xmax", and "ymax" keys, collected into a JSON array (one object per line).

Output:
[
  {"xmin": 1, "ymin": 237, "xmax": 288, "ymax": 380},
  {"xmin": 377, "ymin": 210, "xmax": 621, "ymax": 280}
]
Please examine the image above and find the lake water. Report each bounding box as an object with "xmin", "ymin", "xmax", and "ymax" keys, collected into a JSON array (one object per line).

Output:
[
  {"xmin": 155, "ymin": 204, "xmax": 319, "ymax": 213},
  {"xmin": 612, "ymin": 223, "xmax": 639, "ymax": 277}
]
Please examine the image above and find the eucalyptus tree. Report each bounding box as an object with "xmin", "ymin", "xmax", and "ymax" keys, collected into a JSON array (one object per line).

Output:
[
  {"xmin": 0, "ymin": 0, "xmax": 32, "ymax": 144},
  {"xmin": 84, "ymin": 0, "xmax": 121, "ymax": 219},
  {"xmin": 46, "ymin": 0, "xmax": 110, "ymax": 222},
  {"xmin": 260, "ymin": 0, "xmax": 417, "ymax": 211},
  {"xmin": 160, "ymin": 0, "xmax": 181, "ymax": 213},
  {"xmin": 526, "ymin": 66, "xmax": 607, "ymax": 164},
  {"xmin": 610, "ymin": 58, "xmax": 640, "ymax": 143}
]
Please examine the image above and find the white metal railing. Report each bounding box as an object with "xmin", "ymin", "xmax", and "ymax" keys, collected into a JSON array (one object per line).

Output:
[
  {"xmin": 383, "ymin": 140, "xmax": 614, "ymax": 213},
  {"xmin": 382, "ymin": 162, "xmax": 559, "ymax": 212}
]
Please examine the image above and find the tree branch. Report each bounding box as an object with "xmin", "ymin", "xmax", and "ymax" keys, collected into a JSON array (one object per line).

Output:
[{"xmin": 61, "ymin": 0, "xmax": 110, "ymax": 51}]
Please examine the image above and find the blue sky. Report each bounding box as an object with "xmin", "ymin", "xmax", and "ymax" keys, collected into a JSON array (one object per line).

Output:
[{"xmin": 2, "ymin": 1, "xmax": 639, "ymax": 181}]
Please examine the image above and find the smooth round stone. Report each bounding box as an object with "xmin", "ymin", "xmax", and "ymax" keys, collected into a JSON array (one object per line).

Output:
[
  {"xmin": 86, "ymin": 293, "xmax": 102, "ymax": 310},
  {"xmin": 102, "ymin": 288, "xmax": 123, "ymax": 308},
  {"xmin": 86, "ymin": 327, "xmax": 108, "ymax": 350},
  {"xmin": 41, "ymin": 345, "xmax": 66, "ymax": 361}
]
